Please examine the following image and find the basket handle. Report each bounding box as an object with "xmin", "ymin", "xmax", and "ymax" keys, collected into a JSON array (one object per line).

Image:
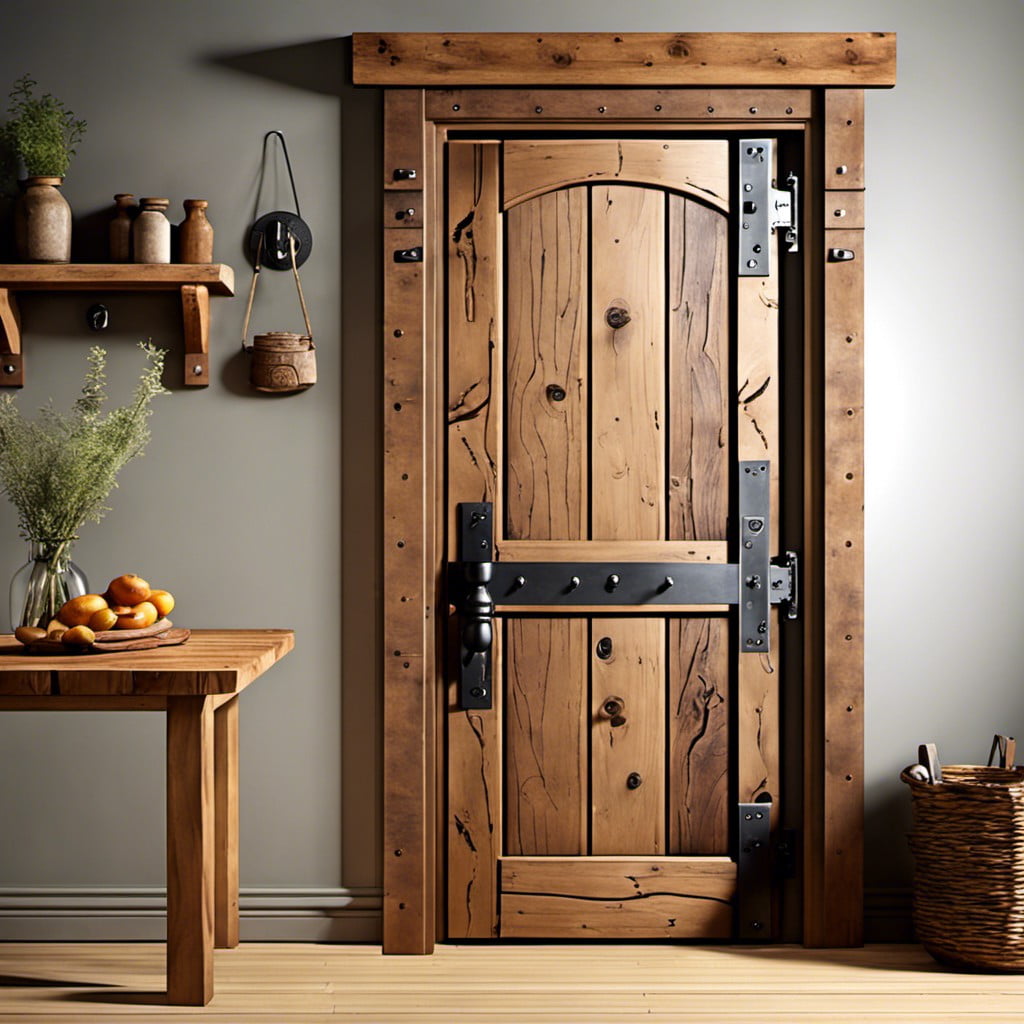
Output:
[{"xmin": 988, "ymin": 734, "xmax": 1016, "ymax": 769}]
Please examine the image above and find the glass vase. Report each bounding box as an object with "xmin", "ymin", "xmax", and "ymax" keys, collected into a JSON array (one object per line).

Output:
[{"xmin": 9, "ymin": 540, "xmax": 89, "ymax": 631}]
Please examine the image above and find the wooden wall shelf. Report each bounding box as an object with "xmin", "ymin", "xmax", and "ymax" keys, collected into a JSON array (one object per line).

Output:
[{"xmin": 0, "ymin": 264, "xmax": 235, "ymax": 388}]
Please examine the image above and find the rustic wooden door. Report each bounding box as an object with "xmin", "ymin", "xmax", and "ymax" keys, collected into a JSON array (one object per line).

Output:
[{"xmin": 445, "ymin": 136, "xmax": 785, "ymax": 940}]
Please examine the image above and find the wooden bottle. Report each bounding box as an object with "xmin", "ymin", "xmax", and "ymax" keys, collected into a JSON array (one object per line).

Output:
[
  {"xmin": 109, "ymin": 193, "xmax": 135, "ymax": 261},
  {"xmin": 179, "ymin": 199, "xmax": 214, "ymax": 263},
  {"xmin": 133, "ymin": 197, "xmax": 171, "ymax": 263}
]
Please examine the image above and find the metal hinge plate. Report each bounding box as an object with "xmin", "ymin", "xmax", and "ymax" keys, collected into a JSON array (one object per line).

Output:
[
  {"xmin": 736, "ymin": 802, "xmax": 772, "ymax": 939},
  {"xmin": 739, "ymin": 138, "xmax": 798, "ymax": 277}
]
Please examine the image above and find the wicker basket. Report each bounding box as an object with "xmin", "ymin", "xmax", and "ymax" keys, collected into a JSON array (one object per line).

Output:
[{"xmin": 902, "ymin": 762, "xmax": 1024, "ymax": 970}]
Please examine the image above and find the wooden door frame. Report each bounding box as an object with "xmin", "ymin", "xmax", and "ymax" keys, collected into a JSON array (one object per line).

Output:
[{"xmin": 355, "ymin": 31, "xmax": 896, "ymax": 954}]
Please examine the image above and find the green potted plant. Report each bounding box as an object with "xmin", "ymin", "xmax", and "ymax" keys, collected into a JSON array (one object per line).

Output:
[
  {"xmin": 0, "ymin": 343, "xmax": 168, "ymax": 630},
  {"xmin": 0, "ymin": 74, "xmax": 86, "ymax": 262}
]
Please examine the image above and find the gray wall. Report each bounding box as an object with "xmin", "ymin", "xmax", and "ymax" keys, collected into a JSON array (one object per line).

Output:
[{"xmin": 0, "ymin": 0, "xmax": 1020, "ymax": 940}]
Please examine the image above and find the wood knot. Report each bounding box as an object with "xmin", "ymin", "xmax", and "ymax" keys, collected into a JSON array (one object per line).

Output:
[
  {"xmin": 605, "ymin": 306, "xmax": 631, "ymax": 330},
  {"xmin": 551, "ymin": 52, "xmax": 573, "ymax": 67},
  {"xmin": 667, "ymin": 39, "xmax": 690, "ymax": 58},
  {"xmin": 845, "ymin": 48, "xmax": 861, "ymax": 64}
]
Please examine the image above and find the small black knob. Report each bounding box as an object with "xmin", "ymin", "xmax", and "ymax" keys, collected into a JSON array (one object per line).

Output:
[
  {"xmin": 547, "ymin": 384, "xmax": 567, "ymax": 402},
  {"xmin": 596, "ymin": 637, "xmax": 614, "ymax": 660},
  {"xmin": 606, "ymin": 573, "xmax": 620, "ymax": 592},
  {"xmin": 567, "ymin": 575, "xmax": 581, "ymax": 591},
  {"xmin": 626, "ymin": 772, "xmax": 643, "ymax": 790}
]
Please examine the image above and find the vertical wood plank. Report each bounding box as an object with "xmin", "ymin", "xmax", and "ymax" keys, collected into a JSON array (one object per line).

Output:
[
  {"xmin": 824, "ymin": 90, "xmax": 865, "ymax": 189},
  {"xmin": 447, "ymin": 142, "xmax": 502, "ymax": 549},
  {"xmin": 505, "ymin": 618, "xmax": 588, "ymax": 856},
  {"xmin": 214, "ymin": 696, "xmax": 239, "ymax": 949},
  {"xmin": 166, "ymin": 696, "xmax": 214, "ymax": 1006},
  {"xmin": 736, "ymin": 247, "xmax": 780, "ymax": 809},
  {"xmin": 669, "ymin": 617, "xmax": 729, "ymax": 854},
  {"xmin": 668, "ymin": 196, "xmax": 729, "ymax": 542},
  {"xmin": 804, "ymin": 89, "xmax": 866, "ymax": 949},
  {"xmin": 446, "ymin": 640, "xmax": 502, "ymax": 939},
  {"xmin": 383, "ymin": 89, "xmax": 425, "ymax": 190},
  {"xmin": 591, "ymin": 618, "xmax": 665, "ymax": 855},
  {"xmin": 590, "ymin": 186, "xmax": 665, "ymax": 541},
  {"xmin": 821, "ymin": 224, "xmax": 865, "ymax": 946},
  {"xmin": 446, "ymin": 140, "xmax": 503, "ymax": 939},
  {"xmin": 382, "ymin": 88, "xmax": 433, "ymax": 955},
  {"xmin": 506, "ymin": 189, "xmax": 588, "ymax": 540}
]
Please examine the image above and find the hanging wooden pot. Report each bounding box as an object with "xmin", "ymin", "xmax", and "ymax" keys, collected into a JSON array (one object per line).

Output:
[{"xmin": 247, "ymin": 331, "xmax": 316, "ymax": 393}]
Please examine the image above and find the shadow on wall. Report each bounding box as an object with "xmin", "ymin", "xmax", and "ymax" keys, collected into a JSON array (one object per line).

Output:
[{"xmin": 210, "ymin": 37, "xmax": 385, "ymax": 890}]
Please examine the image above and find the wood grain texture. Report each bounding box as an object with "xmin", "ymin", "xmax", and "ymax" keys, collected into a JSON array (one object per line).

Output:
[
  {"xmin": 590, "ymin": 186, "xmax": 665, "ymax": 541},
  {"xmin": 590, "ymin": 618, "xmax": 665, "ymax": 855},
  {"xmin": 0, "ymin": 631, "xmax": 293, "ymax": 694},
  {"xmin": 0, "ymin": 288, "xmax": 21, "ymax": 386},
  {"xmin": 425, "ymin": 88, "xmax": 812, "ymax": 122},
  {"xmin": 6, "ymin": 940, "xmax": 1024, "ymax": 1021},
  {"xmin": 825, "ymin": 90, "xmax": 865, "ymax": 189},
  {"xmin": 824, "ymin": 190, "xmax": 866, "ymax": 229},
  {"xmin": 496, "ymin": 540, "xmax": 726, "ymax": 563},
  {"xmin": 354, "ymin": 33, "xmax": 897, "ymax": 87},
  {"xmin": 213, "ymin": 697, "xmax": 239, "ymax": 949},
  {"xmin": 668, "ymin": 196, "xmax": 729, "ymax": 542},
  {"xmin": 382, "ymin": 89, "xmax": 424, "ymax": 191},
  {"xmin": 446, "ymin": 642, "xmax": 501, "ymax": 939},
  {"xmin": 504, "ymin": 141, "xmax": 728, "ymax": 212},
  {"xmin": 382, "ymin": 89, "xmax": 432, "ymax": 957},
  {"xmin": 822, "ymin": 225, "xmax": 866, "ymax": 947},
  {"xmin": 505, "ymin": 189, "xmax": 588, "ymax": 541},
  {"xmin": 180, "ymin": 283, "xmax": 210, "ymax": 386},
  {"xmin": 166, "ymin": 696, "xmax": 214, "ymax": 1005},
  {"xmin": 500, "ymin": 857, "xmax": 734, "ymax": 938},
  {"xmin": 445, "ymin": 141, "xmax": 502, "ymax": 941},
  {"xmin": 669, "ymin": 618, "xmax": 729, "ymax": 854},
  {"xmin": 447, "ymin": 142, "xmax": 502, "ymax": 551},
  {"xmin": 505, "ymin": 618, "xmax": 587, "ymax": 855},
  {"xmin": 0, "ymin": 264, "xmax": 234, "ymax": 293}
]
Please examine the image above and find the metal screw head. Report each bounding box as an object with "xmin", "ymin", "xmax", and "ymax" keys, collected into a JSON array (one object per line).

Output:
[
  {"xmin": 748, "ymin": 518, "xmax": 764, "ymax": 533},
  {"xmin": 2, "ymin": 364, "xmax": 15, "ymax": 374},
  {"xmin": 469, "ymin": 686, "xmax": 486, "ymax": 699},
  {"xmin": 192, "ymin": 364, "xmax": 204, "ymax": 376},
  {"xmin": 626, "ymin": 772, "xmax": 643, "ymax": 790},
  {"xmin": 547, "ymin": 383, "xmax": 567, "ymax": 402},
  {"xmin": 597, "ymin": 105, "xmax": 607, "ymax": 113}
]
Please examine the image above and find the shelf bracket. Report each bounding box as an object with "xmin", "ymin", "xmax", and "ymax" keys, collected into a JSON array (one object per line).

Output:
[
  {"xmin": 181, "ymin": 284, "xmax": 210, "ymax": 387},
  {"xmin": 0, "ymin": 288, "xmax": 24, "ymax": 388}
]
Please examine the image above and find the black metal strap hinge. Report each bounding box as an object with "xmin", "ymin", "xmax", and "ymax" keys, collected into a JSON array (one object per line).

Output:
[
  {"xmin": 736, "ymin": 802, "xmax": 772, "ymax": 939},
  {"xmin": 451, "ymin": 462, "xmax": 798, "ymax": 710}
]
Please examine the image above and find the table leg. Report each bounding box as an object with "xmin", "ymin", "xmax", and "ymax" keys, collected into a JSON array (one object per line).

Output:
[
  {"xmin": 214, "ymin": 696, "xmax": 240, "ymax": 948},
  {"xmin": 166, "ymin": 695, "xmax": 214, "ymax": 1006}
]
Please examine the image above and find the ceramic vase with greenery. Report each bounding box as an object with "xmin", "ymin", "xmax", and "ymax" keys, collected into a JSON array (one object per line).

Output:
[
  {"xmin": 0, "ymin": 343, "xmax": 169, "ymax": 629},
  {"xmin": 1, "ymin": 74, "xmax": 86, "ymax": 262}
]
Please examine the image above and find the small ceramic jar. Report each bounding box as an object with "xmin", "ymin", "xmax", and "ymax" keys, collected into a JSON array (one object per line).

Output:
[
  {"xmin": 133, "ymin": 197, "xmax": 171, "ymax": 263},
  {"xmin": 178, "ymin": 199, "xmax": 214, "ymax": 263},
  {"xmin": 109, "ymin": 193, "xmax": 135, "ymax": 261}
]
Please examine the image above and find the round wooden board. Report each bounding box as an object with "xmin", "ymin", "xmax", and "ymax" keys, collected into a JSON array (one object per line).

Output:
[{"xmin": 22, "ymin": 626, "xmax": 190, "ymax": 656}]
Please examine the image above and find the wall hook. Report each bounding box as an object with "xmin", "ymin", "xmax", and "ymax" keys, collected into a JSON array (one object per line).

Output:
[
  {"xmin": 247, "ymin": 130, "xmax": 313, "ymax": 271},
  {"xmin": 86, "ymin": 303, "xmax": 109, "ymax": 331}
]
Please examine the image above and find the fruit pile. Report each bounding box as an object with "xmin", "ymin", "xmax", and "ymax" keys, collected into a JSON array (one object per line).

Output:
[{"xmin": 14, "ymin": 574, "xmax": 175, "ymax": 649}]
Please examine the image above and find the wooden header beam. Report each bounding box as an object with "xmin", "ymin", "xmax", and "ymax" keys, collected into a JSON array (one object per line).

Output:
[{"xmin": 353, "ymin": 32, "xmax": 895, "ymax": 88}]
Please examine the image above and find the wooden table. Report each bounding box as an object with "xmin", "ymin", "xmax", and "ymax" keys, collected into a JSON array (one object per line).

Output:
[{"xmin": 0, "ymin": 628, "xmax": 294, "ymax": 1005}]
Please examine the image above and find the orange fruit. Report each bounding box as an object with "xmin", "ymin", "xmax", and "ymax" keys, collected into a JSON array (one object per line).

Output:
[
  {"xmin": 115, "ymin": 601, "xmax": 158, "ymax": 630},
  {"xmin": 88, "ymin": 607, "xmax": 118, "ymax": 632},
  {"xmin": 62, "ymin": 625, "xmax": 96, "ymax": 647},
  {"xmin": 14, "ymin": 626, "xmax": 46, "ymax": 645},
  {"xmin": 148, "ymin": 589, "xmax": 174, "ymax": 617},
  {"xmin": 58, "ymin": 593, "xmax": 109, "ymax": 627},
  {"xmin": 107, "ymin": 574, "xmax": 151, "ymax": 606}
]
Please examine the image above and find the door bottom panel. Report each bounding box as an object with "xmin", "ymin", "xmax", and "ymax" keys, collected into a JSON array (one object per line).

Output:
[{"xmin": 499, "ymin": 856, "xmax": 735, "ymax": 938}]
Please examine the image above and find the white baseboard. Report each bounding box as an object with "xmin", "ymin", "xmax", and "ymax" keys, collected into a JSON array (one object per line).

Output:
[{"xmin": 0, "ymin": 887, "xmax": 382, "ymax": 942}]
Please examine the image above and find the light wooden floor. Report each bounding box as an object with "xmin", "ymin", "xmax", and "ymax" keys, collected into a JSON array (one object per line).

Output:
[{"xmin": 2, "ymin": 942, "xmax": 1024, "ymax": 1022}]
